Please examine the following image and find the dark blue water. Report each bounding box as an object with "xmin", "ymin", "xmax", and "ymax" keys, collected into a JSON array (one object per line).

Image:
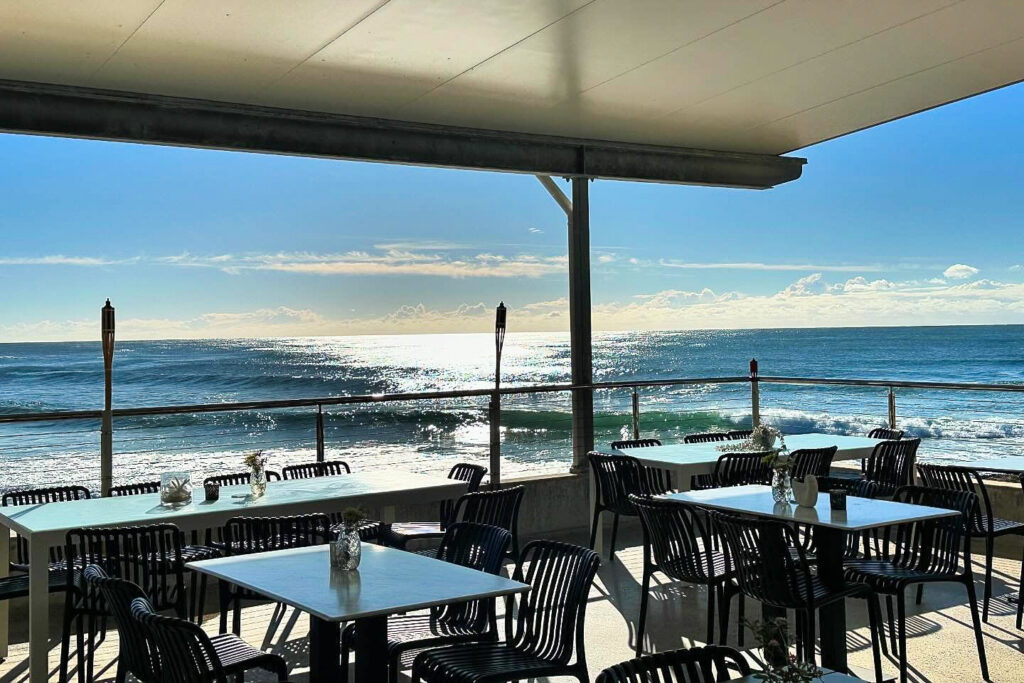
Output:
[{"xmin": 1, "ymin": 326, "xmax": 1022, "ymax": 490}]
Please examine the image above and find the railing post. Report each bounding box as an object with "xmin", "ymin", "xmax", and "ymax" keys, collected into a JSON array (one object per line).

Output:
[
  {"xmin": 315, "ymin": 404, "xmax": 325, "ymax": 462},
  {"xmin": 100, "ymin": 300, "xmax": 115, "ymax": 497},
  {"xmin": 631, "ymin": 387, "xmax": 640, "ymax": 440},
  {"xmin": 489, "ymin": 394, "xmax": 501, "ymax": 488},
  {"xmin": 749, "ymin": 358, "xmax": 760, "ymax": 427},
  {"xmin": 888, "ymin": 387, "xmax": 897, "ymax": 428}
]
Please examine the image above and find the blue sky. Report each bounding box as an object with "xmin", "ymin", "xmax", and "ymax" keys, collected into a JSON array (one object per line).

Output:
[{"xmin": 1, "ymin": 82, "xmax": 1022, "ymax": 341}]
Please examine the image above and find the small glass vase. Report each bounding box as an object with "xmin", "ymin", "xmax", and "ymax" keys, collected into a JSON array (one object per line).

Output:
[
  {"xmin": 330, "ymin": 526, "xmax": 362, "ymax": 570},
  {"xmin": 771, "ymin": 468, "xmax": 792, "ymax": 503},
  {"xmin": 159, "ymin": 471, "xmax": 192, "ymax": 508},
  {"xmin": 249, "ymin": 466, "xmax": 267, "ymax": 498}
]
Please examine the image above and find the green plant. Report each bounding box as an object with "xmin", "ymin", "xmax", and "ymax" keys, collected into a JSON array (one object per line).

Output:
[
  {"xmin": 161, "ymin": 476, "xmax": 192, "ymax": 504},
  {"xmin": 341, "ymin": 507, "xmax": 366, "ymax": 529},
  {"xmin": 745, "ymin": 618, "xmax": 823, "ymax": 683}
]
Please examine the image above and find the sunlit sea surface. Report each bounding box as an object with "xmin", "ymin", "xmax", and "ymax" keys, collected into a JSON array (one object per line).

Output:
[{"xmin": 1, "ymin": 326, "xmax": 1022, "ymax": 491}]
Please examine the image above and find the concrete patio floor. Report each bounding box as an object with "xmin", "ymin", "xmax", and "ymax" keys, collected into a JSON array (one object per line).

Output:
[{"xmin": 1, "ymin": 526, "xmax": 1021, "ymax": 682}]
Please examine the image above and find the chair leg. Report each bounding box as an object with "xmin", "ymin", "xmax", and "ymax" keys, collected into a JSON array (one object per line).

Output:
[
  {"xmin": 896, "ymin": 592, "xmax": 908, "ymax": 683},
  {"xmin": 915, "ymin": 584, "xmax": 923, "ymax": 605},
  {"xmin": 718, "ymin": 584, "xmax": 733, "ymax": 646},
  {"xmin": 609, "ymin": 513, "xmax": 620, "ymax": 562},
  {"xmin": 866, "ymin": 595, "xmax": 884, "ymax": 683},
  {"xmin": 232, "ymin": 595, "xmax": 242, "ymax": 635},
  {"xmin": 219, "ymin": 583, "xmax": 230, "ymax": 634},
  {"xmin": 737, "ymin": 591, "xmax": 745, "ymax": 648},
  {"xmin": 588, "ymin": 507, "xmax": 601, "ymax": 550},
  {"xmin": 983, "ymin": 535, "xmax": 994, "ymax": 623},
  {"xmin": 635, "ymin": 565, "xmax": 652, "ymax": 656},
  {"xmin": 965, "ymin": 577, "xmax": 990, "ymax": 680},
  {"xmin": 59, "ymin": 601, "xmax": 74, "ymax": 683},
  {"xmin": 885, "ymin": 595, "xmax": 897, "ymax": 656},
  {"xmin": 705, "ymin": 582, "xmax": 716, "ymax": 646},
  {"xmin": 805, "ymin": 608, "xmax": 816, "ymax": 666},
  {"xmin": 1017, "ymin": 546, "xmax": 1024, "ymax": 630},
  {"xmin": 196, "ymin": 573, "xmax": 209, "ymax": 625}
]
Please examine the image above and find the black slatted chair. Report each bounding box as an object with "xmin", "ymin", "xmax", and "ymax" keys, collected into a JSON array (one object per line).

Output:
[
  {"xmin": 790, "ymin": 446, "xmax": 837, "ymax": 480},
  {"xmin": 814, "ymin": 477, "xmax": 882, "ymax": 559},
  {"xmin": 3, "ymin": 485, "xmax": 92, "ymax": 573},
  {"xmin": 868, "ymin": 427, "xmax": 904, "ymax": 440},
  {"xmin": 83, "ymin": 565, "xmax": 159, "ymax": 683},
  {"xmin": 726, "ymin": 430, "xmax": 753, "ymax": 441},
  {"xmin": 108, "ymin": 480, "xmax": 221, "ymax": 623},
  {"xmin": 204, "ymin": 471, "xmax": 281, "ymax": 488},
  {"xmin": 588, "ymin": 452, "xmax": 673, "ymax": 562},
  {"xmin": 437, "ymin": 485, "xmax": 524, "ymax": 560},
  {"xmin": 281, "ymin": 459, "xmax": 351, "ymax": 479},
  {"xmin": 380, "ymin": 463, "xmax": 488, "ymax": 549},
  {"xmin": 843, "ymin": 486, "xmax": 988, "ymax": 683},
  {"xmin": 684, "ymin": 432, "xmax": 730, "ymax": 443},
  {"xmin": 690, "ymin": 452, "xmax": 772, "ymax": 491},
  {"xmin": 611, "ymin": 439, "xmax": 663, "ymax": 449},
  {"xmin": 61, "ymin": 524, "xmax": 188, "ymax": 683},
  {"xmin": 631, "ymin": 496, "xmax": 742, "ymax": 654},
  {"xmin": 342, "ymin": 523, "xmax": 512, "ymax": 683},
  {"xmin": 596, "ymin": 644, "xmax": 752, "ymax": 682},
  {"xmin": 862, "ymin": 438, "xmax": 919, "ymax": 497},
  {"xmin": 410, "ymin": 540, "xmax": 600, "ymax": 683},
  {"xmin": 712, "ymin": 511, "xmax": 883, "ymax": 678},
  {"xmin": 219, "ymin": 513, "xmax": 330, "ymax": 634},
  {"xmin": 1018, "ymin": 473, "xmax": 1024, "ymax": 630},
  {"xmin": 917, "ymin": 464, "xmax": 1024, "ymax": 622},
  {"xmin": 110, "ymin": 481, "xmax": 160, "ymax": 496},
  {"xmin": 131, "ymin": 596, "xmax": 288, "ymax": 682}
]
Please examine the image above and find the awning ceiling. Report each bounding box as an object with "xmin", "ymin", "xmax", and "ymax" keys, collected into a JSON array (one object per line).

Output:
[{"xmin": 1, "ymin": 1, "xmax": 1022, "ymax": 172}]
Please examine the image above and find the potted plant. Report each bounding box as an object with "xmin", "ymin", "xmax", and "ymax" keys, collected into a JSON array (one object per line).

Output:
[
  {"xmin": 331, "ymin": 507, "xmax": 366, "ymax": 570},
  {"xmin": 244, "ymin": 450, "xmax": 268, "ymax": 498},
  {"xmin": 746, "ymin": 617, "xmax": 823, "ymax": 682},
  {"xmin": 761, "ymin": 435, "xmax": 792, "ymax": 503}
]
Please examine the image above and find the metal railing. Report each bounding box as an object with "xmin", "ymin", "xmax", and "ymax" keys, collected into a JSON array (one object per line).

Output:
[{"xmin": 1, "ymin": 359, "xmax": 1022, "ymax": 493}]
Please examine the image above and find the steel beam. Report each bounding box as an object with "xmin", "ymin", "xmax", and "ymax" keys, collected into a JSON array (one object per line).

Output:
[
  {"xmin": 568, "ymin": 177, "xmax": 594, "ymax": 472},
  {"xmin": 0, "ymin": 79, "xmax": 804, "ymax": 188}
]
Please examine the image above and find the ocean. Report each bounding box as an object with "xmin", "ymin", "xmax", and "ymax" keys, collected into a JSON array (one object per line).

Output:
[{"xmin": 1, "ymin": 326, "xmax": 1022, "ymax": 491}]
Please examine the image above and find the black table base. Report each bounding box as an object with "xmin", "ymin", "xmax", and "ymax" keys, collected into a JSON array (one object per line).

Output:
[{"xmin": 309, "ymin": 613, "xmax": 389, "ymax": 682}]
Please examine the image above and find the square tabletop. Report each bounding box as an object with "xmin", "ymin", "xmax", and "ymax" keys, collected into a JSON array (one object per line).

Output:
[
  {"xmin": 957, "ymin": 456, "xmax": 1024, "ymax": 474},
  {"xmin": 616, "ymin": 433, "xmax": 880, "ymax": 470},
  {"xmin": 188, "ymin": 543, "xmax": 529, "ymax": 622},
  {"xmin": 663, "ymin": 484, "xmax": 958, "ymax": 531},
  {"xmin": 0, "ymin": 471, "xmax": 467, "ymax": 539}
]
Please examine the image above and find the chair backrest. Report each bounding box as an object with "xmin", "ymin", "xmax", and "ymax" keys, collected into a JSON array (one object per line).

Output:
[
  {"xmin": 887, "ymin": 485, "xmax": 976, "ymax": 577},
  {"xmin": 66, "ymin": 524, "xmax": 186, "ymax": 616},
  {"xmin": 631, "ymin": 496, "xmax": 715, "ymax": 584},
  {"xmin": 439, "ymin": 463, "xmax": 488, "ymax": 525},
  {"xmin": 816, "ymin": 475, "xmax": 880, "ymax": 500},
  {"xmin": 204, "ymin": 470, "xmax": 281, "ymax": 487},
  {"xmin": 507, "ymin": 540, "xmax": 600, "ymax": 666},
  {"xmin": 110, "ymin": 481, "xmax": 161, "ymax": 496},
  {"xmin": 432, "ymin": 522, "xmax": 512, "ymax": 634},
  {"xmin": 863, "ymin": 438, "xmax": 919, "ymax": 494},
  {"xmin": 789, "ymin": 446, "xmax": 837, "ymax": 479},
  {"xmin": 84, "ymin": 565, "xmax": 159, "ymax": 682},
  {"xmin": 588, "ymin": 452, "xmax": 667, "ymax": 515},
  {"xmin": 281, "ymin": 460, "xmax": 351, "ymax": 480},
  {"xmin": 596, "ymin": 645, "xmax": 752, "ymax": 682},
  {"xmin": 451, "ymin": 486, "xmax": 524, "ymax": 551},
  {"xmin": 726, "ymin": 430, "xmax": 752, "ymax": 441},
  {"xmin": 917, "ymin": 464, "xmax": 991, "ymax": 534},
  {"xmin": 712, "ymin": 452, "xmax": 772, "ymax": 487},
  {"xmin": 2, "ymin": 485, "xmax": 92, "ymax": 567},
  {"xmin": 223, "ymin": 513, "xmax": 330, "ymax": 555},
  {"xmin": 610, "ymin": 439, "xmax": 662, "ymax": 449},
  {"xmin": 683, "ymin": 432, "xmax": 730, "ymax": 443},
  {"xmin": 868, "ymin": 427, "xmax": 904, "ymax": 440},
  {"xmin": 712, "ymin": 510, "xmax": 816, "ymax": 610},
  {"xmin": 131, "ymin": 596, "xmax": 227, "ymax": 683}
]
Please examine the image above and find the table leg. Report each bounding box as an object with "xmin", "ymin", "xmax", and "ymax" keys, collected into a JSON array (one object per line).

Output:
[
  {"xmin": 28, "ymin": 535, "xmax": 50, "ymax": 683},
  {"xmin": 308, "ymin": 615, "xmax": 341, "ymax": 683},
  {"xmin": 0, "ymin": 522, "xmax": 8, "ymax": 660},
  {"xmin": 816, "ymin": 527, "xmax": 847, "ymax": 672},
  {"xmin": 353, "ymin": 615, "xmax": 388, "ymax": 683},
  {"xmin": 589, "ymin": 470, "xmax": 604, "ymax": 557}
]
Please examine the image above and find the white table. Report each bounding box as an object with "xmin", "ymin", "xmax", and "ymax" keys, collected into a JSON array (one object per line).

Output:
[
  {"xmin": 664, "ymin": 484, "xmax": 957, "ymax": 673},
  {"xmin": 958, "ymin": 456, "xmax": 1024, "ymax": 474},
  {"xmin": 591, "ymin": 433, "xmax": 882, "ymax": 554},
  {"xmin": 0, "ymin": 470, "xmax": 467, "ymax": 682},
  {"xmin": 189, "ymin": 544, "xmax": 529, "ymax": 683}
]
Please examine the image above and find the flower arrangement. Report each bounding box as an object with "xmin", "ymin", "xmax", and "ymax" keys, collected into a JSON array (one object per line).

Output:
[
  {"xmin": 340, "ymin": 507, "xmax": 366, "ymax": 529},
  {"xmin": 746, "ymin": 617, "xmax": 823, "ymax": 683},
  {"xmin": 244, "ymin": 450, "xmax": 267, "ymax": 471},
  {"xmin": 245, "ymin": 450, "xmax": 268, "ymax": 498}
]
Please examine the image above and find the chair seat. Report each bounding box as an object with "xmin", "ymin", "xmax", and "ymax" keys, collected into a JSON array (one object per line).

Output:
[
  {"xmin": 386, "ymin": 521, "xmax": 445, "ymax": 540},
  {"xmin": 657, "ymin": 544, "xmax": 732, "ymax": 583},
  {"xmin": 343, "ymin": 612, "xmax": 491, "ymax": 651},
  {"xmin": 209, "ymin": 632, "xmax": 287, "ymax": 676},
  {"xmin": 0, "ymin": 570, "xmax": 68, "ymax": 600},
  {"xmin": 844, "ymin": 559, "xmax": 959, "ymax": 593},
  {"xmin": 746, "ymin": 572, "xmax": 868, "ymax": 606},
  {"xmin": 413, "ymin": 642, "xmax": 570, "ymax": 682},
  {"xmin": 981, "ymin": 515, "xmax": 1024, "ymax": 537},
  {"xmin": 180, "ymin": 545, "xmax": 222, "ymax": 564}
]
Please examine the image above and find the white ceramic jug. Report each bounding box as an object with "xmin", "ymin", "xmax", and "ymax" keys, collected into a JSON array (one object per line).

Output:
[{"xmin": 792, "ymin": 474, "xmax": 819, "ymax": 507}]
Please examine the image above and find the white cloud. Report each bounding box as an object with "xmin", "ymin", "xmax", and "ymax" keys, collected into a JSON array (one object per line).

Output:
[
  {"xmin": 943, "ymin": 263, "xmax": 979, "ymax": 279},
  {"xmin": 779, "ymin": 273, "xmax": 828, "ymax": 297},
  {"xmin": 0, "ymin": 255, "xmax": 127, "ymax": 266},
  {"xmin": 527, "ymin": 227, "xmax": 543, "ymax": 234},
  {"xmin": 1010, "ymin": 265, "xmax": 1022, "ymax": 272}
]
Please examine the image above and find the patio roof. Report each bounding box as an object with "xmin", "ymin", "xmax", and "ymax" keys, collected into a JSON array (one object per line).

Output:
[{"xmin": 3, "ymin": 1, "xmax": 1024, "ymax": 185}]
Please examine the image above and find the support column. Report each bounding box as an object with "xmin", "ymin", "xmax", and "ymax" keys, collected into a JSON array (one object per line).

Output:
[{"xmin": 568, "ymin": 177, "xmax": 593, "ymax": 472}]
